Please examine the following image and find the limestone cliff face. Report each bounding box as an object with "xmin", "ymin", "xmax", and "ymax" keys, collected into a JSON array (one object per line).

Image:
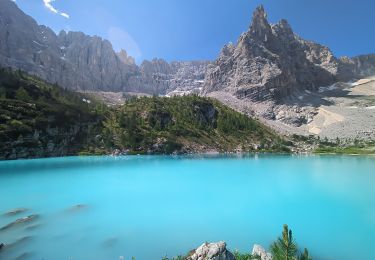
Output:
[
  {"xmin": 338, "ymin": 54, "xmax": 375, "ymax": 79},
  {"xmin": 0, "ymin": 0, "xmax": 138, "ymax": 92},
  {"xmin": 126, "ymin": 59, "xmax": 210, "ymax": 95},
  {"xmin": 203, "ymin": 6, "xmax": 340, "ymax": 101},
  {"xmin": 203, "ymin": 5, "xmax": 375, "ymax": 101},
  {"xmin": 117, "ymin": 49, "xmax": 136, "ymax": 65},
  {"xmin": 2, "ymin": 0, "xmax": 375, "ymax": 98},
  {"xmin": 0, "ymin": 0, "xmax": 209, "ymax": 94}
]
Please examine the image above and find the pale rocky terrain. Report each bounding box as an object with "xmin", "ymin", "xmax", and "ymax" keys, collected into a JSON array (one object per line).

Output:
[
  {"xmin": 1, "ymin": 0, "xmax": 374, "ymax": 140},
  {"xmin": 203, "ymin": 6, "xmax": 375, "ymax": 140},
  {"xmin": 208, "ymin": 76, "xmax": 375, "ymax": 140},
  {"xmin": 186, "ymin": 241, "xmax": 271, "ymax": 260}
]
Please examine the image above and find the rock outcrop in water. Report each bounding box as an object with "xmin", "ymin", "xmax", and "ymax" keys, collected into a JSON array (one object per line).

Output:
[
  {"xmin": 3, "ymin": 208, "xmax": 28, "ymax": 216},
  {"xmin": 0, "ymin": 215, "xmax": 38, "ymax": 231}
]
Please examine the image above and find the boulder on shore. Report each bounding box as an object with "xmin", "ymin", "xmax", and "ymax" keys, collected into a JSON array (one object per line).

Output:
[
  {"xmin": 252, "ymin": 244, "xmax": 272, "ymax": 260},
  {"xmin": 187, "ymin": 241, "xmax": 234, "ymax": 260}
]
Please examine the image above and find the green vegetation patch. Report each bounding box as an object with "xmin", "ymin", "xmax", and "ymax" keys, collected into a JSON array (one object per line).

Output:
[{"xmin": 102, "ymin": 95, "xmax": 290, "ymax": 154}]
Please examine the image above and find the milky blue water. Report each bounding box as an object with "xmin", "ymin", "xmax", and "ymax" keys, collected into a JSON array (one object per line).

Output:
[{"xmin": 0, "ymin": 155, "xmax": 374, "ymax": 260}]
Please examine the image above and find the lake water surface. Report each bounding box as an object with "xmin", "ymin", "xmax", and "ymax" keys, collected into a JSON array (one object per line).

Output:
[{"xmin": 0, "ymin": 155, "xmax": 374, "ymax": 260}]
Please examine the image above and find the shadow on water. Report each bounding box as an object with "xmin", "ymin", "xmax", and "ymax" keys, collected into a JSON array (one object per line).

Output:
[
  {"xmin": 13, "ymin": 251, "xmax": 35, "ymax": 260},
  {"xmin": 0, "ymin": 236, "xmax": 34, "ymax": 258},
  {"xmin": 0, "ymin": 154, "xmax": 296, "ymax": 175}
]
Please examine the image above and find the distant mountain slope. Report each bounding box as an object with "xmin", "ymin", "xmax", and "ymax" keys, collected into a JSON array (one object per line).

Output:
[
  {"xmin": 0, "ymin": 68, "xmax": 102, "ymax": 159},
  {"xmin": 201, "ymin": 5, "xmax": 375, "ymax": 140},
  {"xmin": 0, "ymin": 0, "xmax": 209, "ymax": 94},
  {"xmin": 102, "ymin": 95, "xmax": 289, "ymax": 154},
  {"xmin": 2, "ymin": 0, "xmax": 374, "ymax": 99},
  {"xmin": 0, "ymin": 68, "xmax": 290, "ymax": 160},
  {"xmin": 203, "ymin": 5, "xmax": 375, "ymax": 101},
  {"xmin": 0, "ymin": 0, "xmax": 140, "ymax": 92}
]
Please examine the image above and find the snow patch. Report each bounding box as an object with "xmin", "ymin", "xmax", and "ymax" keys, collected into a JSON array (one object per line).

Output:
[
  {"xmin": 319, "ymin": 84, "xmax": 338, "ymax": 93},
  {"xmin": 32, "ymin": 41, "xmax": 44, "ymax": 47}
]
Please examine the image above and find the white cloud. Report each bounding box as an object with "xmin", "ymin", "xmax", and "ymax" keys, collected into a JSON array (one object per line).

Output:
[
  {"xmin": 43, "ymin": 0, "xmax": 70, "ymax": 19},
  {"xmin": 108, "ymin": 27, "xmax": 142, "ymax": 62},
  {"xmin": 60, "ymin": 12, "xmax": 70, "ymax": 19}
]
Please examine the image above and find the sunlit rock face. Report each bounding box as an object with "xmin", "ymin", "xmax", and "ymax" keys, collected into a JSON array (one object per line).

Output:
[
  {"xmin": 0, "ymin": 0, "xmax": 210, "ymax": 94},
  {"xmin": 0, "ymin": 0, "xmax": 137, "ymax": 92},
  {"xmin": 1, "ymin": 1, "xmax": 374, "ymax": 96},
  {"xmin": 203, "ymin": 5, "xmax": 375, "ymax": 101},
  {"xmin": 187, "ymin": 241, "xmax": 235, "ymax": 260}
]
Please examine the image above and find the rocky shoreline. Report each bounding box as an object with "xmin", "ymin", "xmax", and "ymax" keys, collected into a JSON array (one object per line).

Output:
[{"xmin": 185, "ymin": 241, "xmax": 272, "ymax": 260}]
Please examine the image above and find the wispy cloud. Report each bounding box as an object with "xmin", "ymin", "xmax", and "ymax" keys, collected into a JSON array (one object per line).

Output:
[
  {"xmin": 60, "ymin": 12, "xmax": 70, "ymax": 19},
  {"xmin": 43, "ymin": 0, "xmax": 70, "ymax": 19}
]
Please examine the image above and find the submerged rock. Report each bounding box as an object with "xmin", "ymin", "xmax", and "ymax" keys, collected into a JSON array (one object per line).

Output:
[
  {"xmin": 0, "ymin": 243, "xmax": 4, "ymax": 250},
  {"xmin": 0, "ymin": 215, "xmax": 38, "ymax": 231},
  {"xmin": 3, "ymin": 208, "xmax": 28, "ymax": 216},
  {"xmin": 101, "ymin": 237, "xmax": 118, "ymax": 248},
  {"xmin": 252, "ymin": 244, "xmax": 272, "ymax": 260},
  {"xmin": 67, "ymin": 204, "xmax": 87, "ymax": 213},
  {"xmin": 24, "ymin": 224, "xmax": 41, "ymax": 231},
  {"xmin": 14, "ymin": 252, "xmax": 34, "ymax": 260},
  {"xmin": 4, "ymin": 236, "xmax": 33, "ymax": 252},
  {"xmin": 187, "ymin": 241, "xmax": 234, "ymax": 260}
]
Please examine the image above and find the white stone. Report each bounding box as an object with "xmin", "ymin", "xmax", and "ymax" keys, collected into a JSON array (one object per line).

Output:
[{"xmin": 252, "ymin": 244, "xmax": 272, "ymax": 260}]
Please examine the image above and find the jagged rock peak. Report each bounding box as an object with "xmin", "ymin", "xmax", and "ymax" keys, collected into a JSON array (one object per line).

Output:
[
  {"xmin": 117, "ymin": 49, "xmax": 135, "ymax": 65},
  {"xmin": 220, "ymin": 42, "xmax": 235, "ymax": 57},
  {"xmin": 249, "ymin": 5, "xmax": 273, "ymax": 42}
]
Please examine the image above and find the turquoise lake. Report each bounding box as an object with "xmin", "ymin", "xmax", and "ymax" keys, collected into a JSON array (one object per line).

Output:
[{"xmin": 0, "ymin": 155, "xmax": 374, "ymax": 260}]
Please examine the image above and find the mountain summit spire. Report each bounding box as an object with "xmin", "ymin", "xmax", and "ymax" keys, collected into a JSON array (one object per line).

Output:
[{"xmin": 249, "ymin": 5, "xmax": 273, "ymax": 42}]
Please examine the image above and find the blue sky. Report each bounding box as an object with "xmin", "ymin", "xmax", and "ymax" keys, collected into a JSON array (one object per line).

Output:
[{"xmin": 13, "ymin": 0, "xmax": 375, "ymax": 63}]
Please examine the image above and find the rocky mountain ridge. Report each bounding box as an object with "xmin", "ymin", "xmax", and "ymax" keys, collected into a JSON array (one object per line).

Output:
[
  {"xmin": 202, "ymin": 5, "xmax": 375, "ymax": 140},
  {"xmin": 0, "ymin": 0, "xmax": 209, "ymax": 95},
  {"xmin": 2, "ymin": 0, "xmax": 374, "ymax": 99},
  {"xmin": 203, "ymin": 5, "xmax": 375, "ymax": 101},
  {"xmin": 1, "ymin": 0, "xmax": 375, "ymax": 139}
]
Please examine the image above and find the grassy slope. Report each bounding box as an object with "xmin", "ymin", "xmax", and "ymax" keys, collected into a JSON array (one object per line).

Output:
[
  {"xmin": 0, "ymin": 68, "xmax": 104, "ymax": 159},
  {"xmin": 101, "ymin": 95, "xmax": 290, "ymax": 154},
  {"xmin": 314, "ymin": 142, "xmax": 375, "ymax": 155},
  {"xmin": 0, "ymin": 68, "xmax": 291, "ymax": 158}
]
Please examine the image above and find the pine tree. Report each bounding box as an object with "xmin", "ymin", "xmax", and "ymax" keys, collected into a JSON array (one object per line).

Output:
[
  {"xmin": 298, "ymin": 248, "xmax": 311, "ymax": 260},
  {"xmin": 271, "ymin": 224, "xmax": 298, "ymax": 260}
]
